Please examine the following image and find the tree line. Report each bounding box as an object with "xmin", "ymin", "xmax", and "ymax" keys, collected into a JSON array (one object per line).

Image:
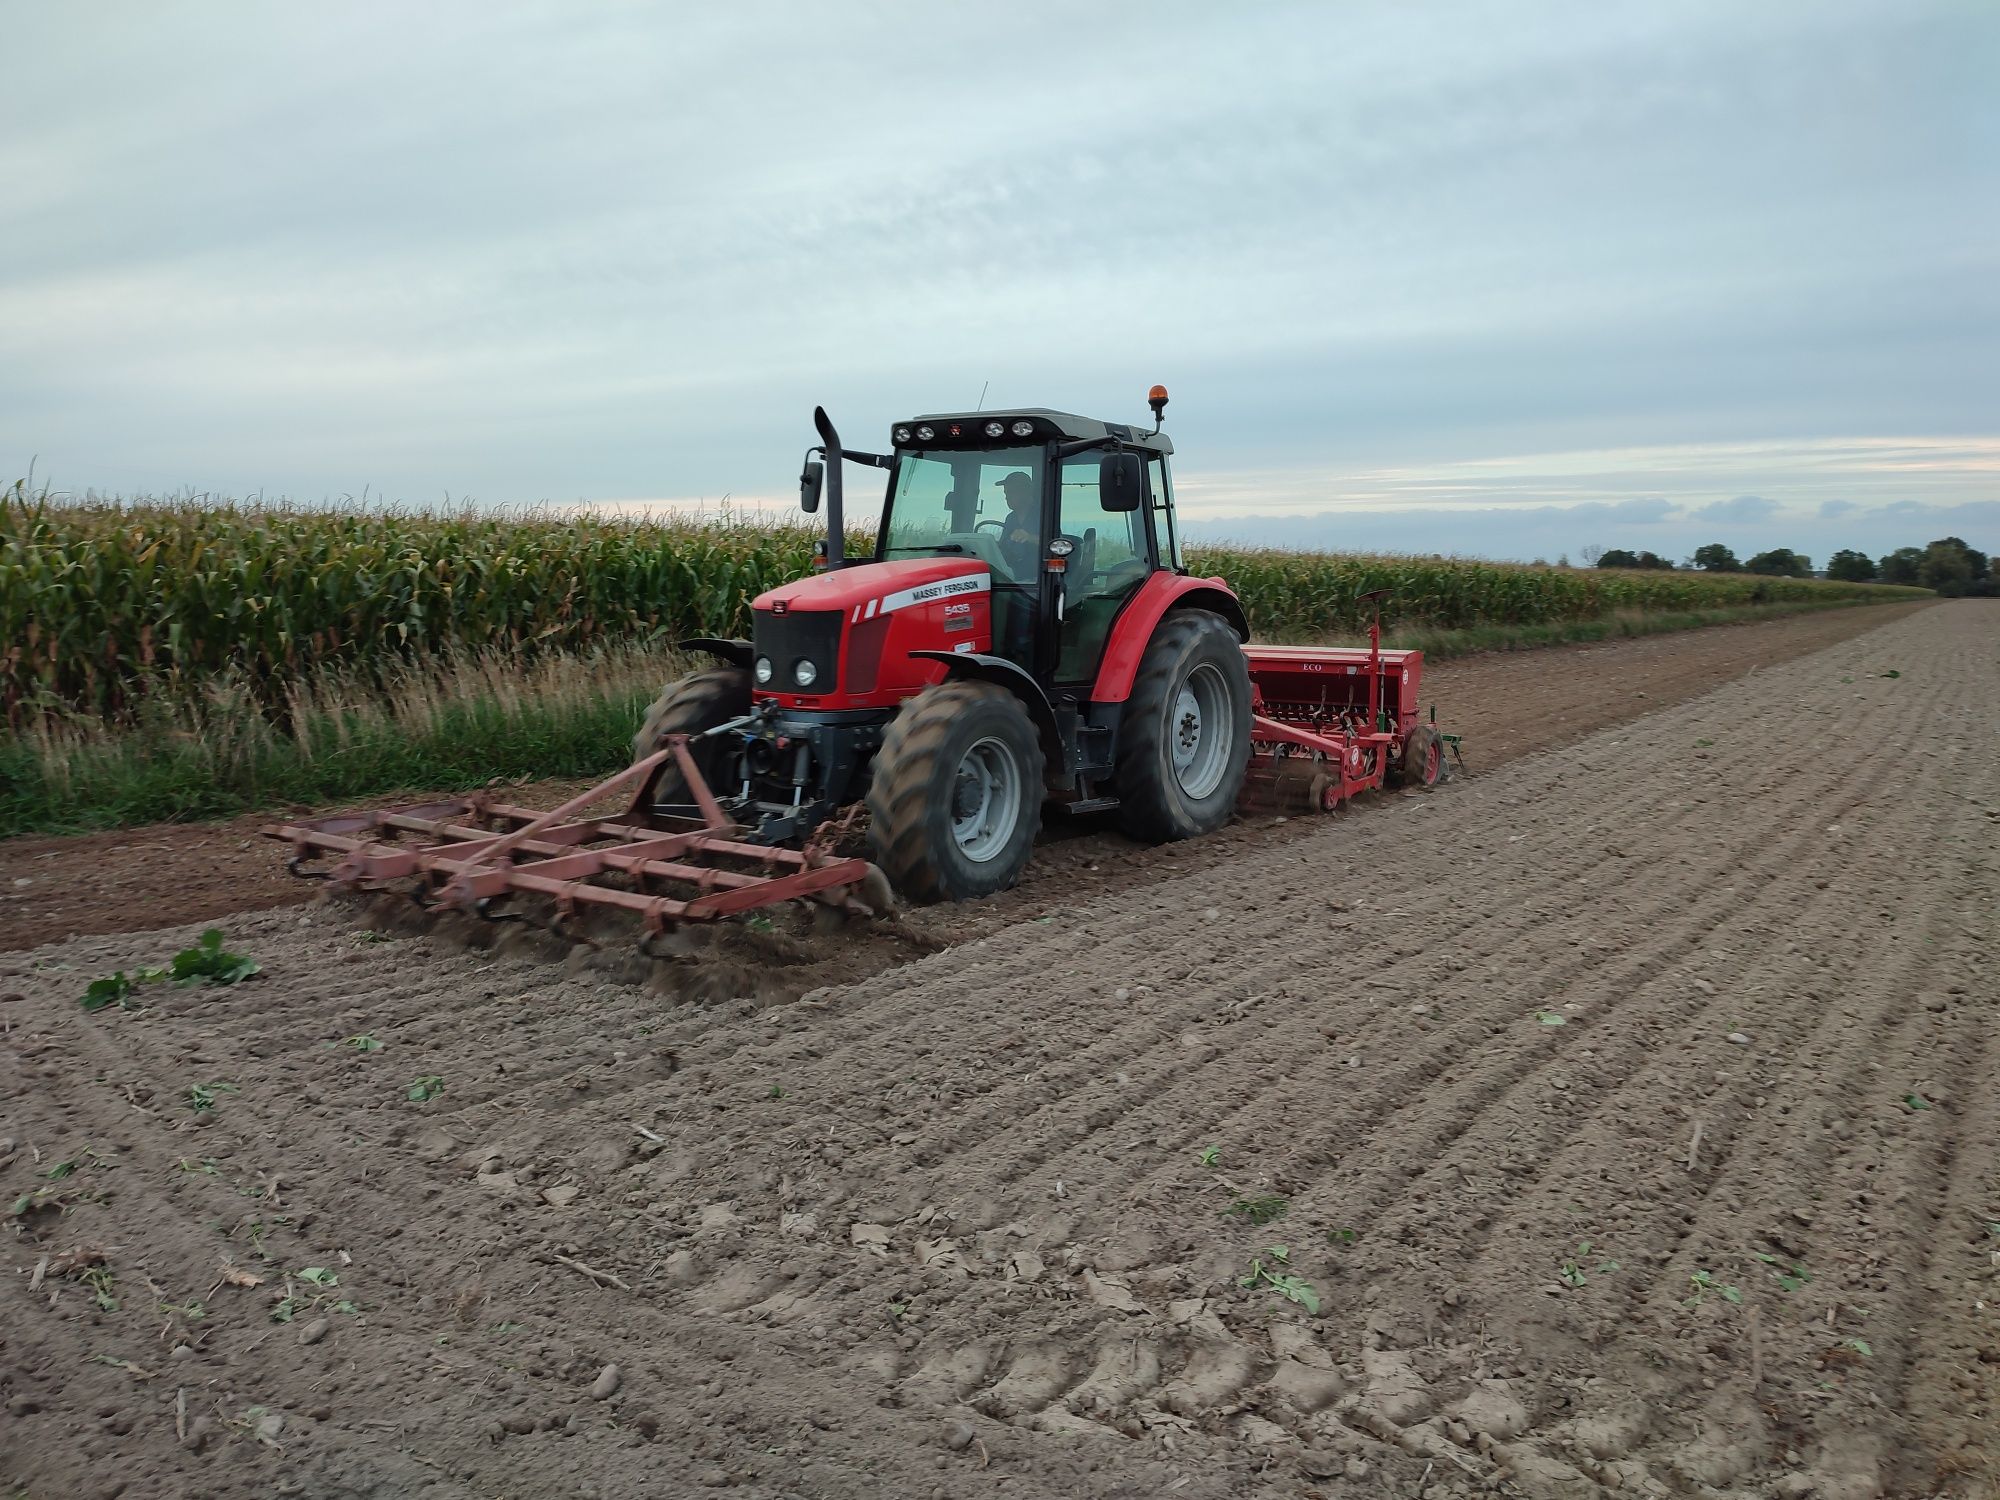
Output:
[{"xmin": 1585, "ymin": 537, "xmax": 1996, "ymax": 595}]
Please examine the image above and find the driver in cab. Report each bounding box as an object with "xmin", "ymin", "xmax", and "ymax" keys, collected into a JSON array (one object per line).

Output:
[{"xmin": 995, "ymin": 471, "xmax": 1040, "ymax": 583}]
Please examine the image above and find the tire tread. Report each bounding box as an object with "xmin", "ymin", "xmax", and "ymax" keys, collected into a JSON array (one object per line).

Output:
[
  {"xmin": 1114, "ymin": 610, "xmax": 1251, "ymax": 842},
  {"xmin": 867, "ymin": 680, "xmax": 1044, "ymax": 903}
]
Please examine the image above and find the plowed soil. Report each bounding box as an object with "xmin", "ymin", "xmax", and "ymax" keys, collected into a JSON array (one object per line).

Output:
[{"xmin": 5, "ymin": 599, "xmax": 1996, "ymax": 1500}]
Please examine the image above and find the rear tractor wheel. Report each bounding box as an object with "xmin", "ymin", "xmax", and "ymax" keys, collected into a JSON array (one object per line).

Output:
[
  {"xmin": 631, "ymin": 666, "xmax": 750, "ymax": 811},
  {"xmin": 866, "ymin": 680, "xmax": 1046, "ymax": 903},
  {"xmin": 1115, "ymin": 610, "xmax": 1252, "ymax": 843}
]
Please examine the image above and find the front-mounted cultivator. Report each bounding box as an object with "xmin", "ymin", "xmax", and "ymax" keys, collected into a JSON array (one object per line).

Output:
[{"xmin": 267, "ymin": 737, "xmax": 894, "ymax": 945}]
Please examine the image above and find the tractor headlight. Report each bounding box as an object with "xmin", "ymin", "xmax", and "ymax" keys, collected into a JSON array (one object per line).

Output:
[
  {"xmin": 754, "ymin": 656, "xmax": 773, "ymax": 684},
  {"xmin": 793, "ymin": 659, "xmax": 818, "ymax": 688},
  {"xmin": 983, "ymin": 420, "xmax": 1005, "ymax": 438},
  {"xmin": 893, "ymin": 426, "xmax": 912, "ymax": 444},
  {"xmin": 1010, "ymin": 419, "xmax": 1033, "ymax": 437},
  {"xmin": 915, "ymin": 425, "xmax": 935, "ymax": 441}
]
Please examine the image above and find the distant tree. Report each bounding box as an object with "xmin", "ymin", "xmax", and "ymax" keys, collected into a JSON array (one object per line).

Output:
[
  {"xmin": 1825, "ymin": 549, "xmax": 1877, "ymax": 582},
  {"xmin": 1632, "ymin": 550, "xmax": 1675, "ymax": 570},
  {"xmin": 1595, "ymin": 548, "xmax": 1641, "ymax": 569},
  {"xmin": 1878, "ymin": 546, "xmax": 1924, "ymax": 586},
  {"xmin": 1691, "ymin": 543, "xmax": 1742, "ymax": 572},
  {"xmin": 1580, "ymin": 544, "xmax": 1605, "ymax": 566},
  {"xmin": 1744, "ymin": 548, "xmax": 1811, "ymax": 578},
  {"xmin": 1918, "ymin": 536, "xmax": 1993, "ymax": 596},
  {"xmin": 1555, "ymin": 553, "xmax": 1571, "ymax": 569}
]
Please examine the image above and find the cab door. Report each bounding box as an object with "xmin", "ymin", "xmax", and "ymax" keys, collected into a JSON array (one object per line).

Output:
[{"xmin": 1051, "ymin": 451, "xmax": 1157, "ymax": 684}]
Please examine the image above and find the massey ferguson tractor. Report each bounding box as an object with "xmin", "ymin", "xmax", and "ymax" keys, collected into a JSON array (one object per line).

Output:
[{"xmin": 271, "ymin": 389, "xmax": 1453, "ymax": 934}]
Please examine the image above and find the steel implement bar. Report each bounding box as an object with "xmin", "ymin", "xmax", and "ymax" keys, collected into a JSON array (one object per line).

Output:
[
  {"xmin": 496, "ymin": 855, "xmax": 870, "ymax": 921},
  {"xmin": 279, "ymin": 801, "xmax": 480, "ymax": 840},
  {"xmin": 441, "ymin": 837, "xmax": 791, "ymax": 902},
  {"xmin": 265, "ymin": 733, "xmax": 881, "ymax": 927},
  {"xmin": 283, "ymin": 816, "xmax": 827, "ymax": 888},
  {"xmin": 1250, "ymin": 713, "xmax": 1392, "ymax": 758},
  {"xmin": 670, "ymin": 736, "xmax": 733, "ymax": 830},
  {"xmin": 434, "ymin": 747, "xmax": 682, "ymax": 873},
  {"xmin": 281, "ymin": 823, "xmax": 603, "ymax": 882},
  {"xmin": 360, "ymin": 814, "xmax": 612, "ymax": 868},
  {"xmin": 682, "ymin": 859, "xmax": 872, "ymax": 917},
  {"xmin": 318, "ymin": 818, "xmax": 636, "ymax": 883}
]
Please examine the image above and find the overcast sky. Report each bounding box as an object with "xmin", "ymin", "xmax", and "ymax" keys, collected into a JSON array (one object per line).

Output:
[{"xmin": 3, "ymin": 1, "xmax": 1994, "ymax": 564}]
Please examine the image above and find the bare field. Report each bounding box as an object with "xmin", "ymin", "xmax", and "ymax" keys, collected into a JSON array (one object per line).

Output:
[{"xmin": 3, "ymin": 601, "xmax": 1996, "ymax": 1500}]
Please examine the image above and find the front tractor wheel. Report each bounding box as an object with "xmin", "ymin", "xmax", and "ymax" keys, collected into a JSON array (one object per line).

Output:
[
  {"xmin": 1115, "ymin": 610, "xmax": 1252, "ymax": 843},
  {"xmin": 631, "ymin": 665, "xmax": 751, "ymax": 811},
  {"xmin": 867, "ymin": 681, "xmax": 1046, "ymax": 903}
]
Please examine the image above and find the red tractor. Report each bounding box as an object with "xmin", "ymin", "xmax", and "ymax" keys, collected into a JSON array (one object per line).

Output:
[
  {"xmin": 632, "ymin": 390, "xmax": 1441, "ymax": 902},
  {"xmin": 270, "ymin": 389, "xmax": 1451, "ymax": 928}
]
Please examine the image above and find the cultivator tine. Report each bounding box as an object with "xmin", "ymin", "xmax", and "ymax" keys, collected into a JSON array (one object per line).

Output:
[{"xmin": 668, "ymin": 735, "xmax": 733, "ymax": 831}]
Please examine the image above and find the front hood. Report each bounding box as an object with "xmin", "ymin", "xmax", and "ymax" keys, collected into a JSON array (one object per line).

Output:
[{"xmin": 754, "ymin": 556, "xmax": 989, "ymax": 615}]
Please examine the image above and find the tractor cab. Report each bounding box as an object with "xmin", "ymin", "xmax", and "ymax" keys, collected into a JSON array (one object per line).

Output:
[
  {"xmin": 783, "ymin": 391, "xmax": 1187, "ymax": 693},
  {"xmin": 869, "ymin": 401, "xmax": 1183, "ymax": 686}
]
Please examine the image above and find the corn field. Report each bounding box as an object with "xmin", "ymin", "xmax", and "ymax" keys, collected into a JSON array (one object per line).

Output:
[
  {"xmin": 2, "ymin": 486, "xmax": 1927, "ymax": 723},
  {"xmin": 1189, "ymin": 545, "xmax": 1921, "ymax": 632}
]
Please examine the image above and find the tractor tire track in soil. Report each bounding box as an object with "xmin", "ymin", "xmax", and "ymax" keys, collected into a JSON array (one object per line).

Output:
[
  {"xmin": 0, "ymin": 600, "xmax": 1933, "ymax": 953},
  {"xmin": 3, "ymin": 599, "xmax": 1995, "ymax": 1500}
]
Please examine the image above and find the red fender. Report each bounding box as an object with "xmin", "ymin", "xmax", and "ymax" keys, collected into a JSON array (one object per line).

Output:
[{"xmin": 1089, "ymin": 573, "xmax": 1250, "ymax": 705}]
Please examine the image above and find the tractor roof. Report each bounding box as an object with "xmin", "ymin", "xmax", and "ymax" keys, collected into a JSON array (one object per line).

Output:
[{"xmin": 896, "ymin": 408, "xmax": 1173, "ymax": 455}]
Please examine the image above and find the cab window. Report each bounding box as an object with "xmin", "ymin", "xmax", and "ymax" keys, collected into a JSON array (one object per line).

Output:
[
  {"xmin": 1147, "ymin": 454, "xmax": 1182, "ymax": 571},
  {"xmin": 1054, "ymin": 452, "xmax": 1154, "ymax": 683},
  {"xmin": 880, "ymin": 447, "xmax": 1043, "ymax": 586}
]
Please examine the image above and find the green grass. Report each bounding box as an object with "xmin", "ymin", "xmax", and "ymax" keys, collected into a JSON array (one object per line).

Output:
[{"xmin": 1, "ymin": 641, "xmax": 689, "ymax": 833}]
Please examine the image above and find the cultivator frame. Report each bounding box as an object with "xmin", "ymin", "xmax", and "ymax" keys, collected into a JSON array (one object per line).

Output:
[{"xmin": 266, "ymin": 736, "xmax": 883, "ymax": 932}]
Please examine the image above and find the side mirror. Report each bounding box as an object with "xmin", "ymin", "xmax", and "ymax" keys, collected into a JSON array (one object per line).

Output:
[
  {"xmin": 1099, "ymin": 450, "xmax": 1144, "ymax": 512},
  {"xmin": 799, "ymin": 458, "xmax": 824, "ymax": 514}
]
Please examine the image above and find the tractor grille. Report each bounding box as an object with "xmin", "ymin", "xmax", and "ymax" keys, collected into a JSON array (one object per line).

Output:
[{"xmin": 753, "ymin": 608, "xmax": 842, "ymax": 696}]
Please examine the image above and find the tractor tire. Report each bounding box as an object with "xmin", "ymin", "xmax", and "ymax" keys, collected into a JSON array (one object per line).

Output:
[
  {"xmin": 631, "ymin": 665, "xmax": 751, "ymax": 807},
  {"xmin": 1114, "ymin": 609, "xmax": 1252, "ymax": 843},
  {"xmin": 866, "ymin": 680, "xmax": 1046, "ymax": 903},
  {"xmin": 1390, "ymin": 724, "xmax": 1443, "ymax": 789}
]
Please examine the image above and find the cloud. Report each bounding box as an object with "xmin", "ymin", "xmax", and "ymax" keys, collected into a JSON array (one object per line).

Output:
[
  {"xmin": 1687, "ymin": 494, "xmax": 1781, "ymax": 524},
  {"xmin": 1819, "ymin": 499, "xmax": 1858, "ymax": 516},
  {"xmin": 1567, "ymin": 498, "xmax": 1679, "ymax": 525},
  {"xmin": 1182, "ymin": 497, "xmax": 1999, "ymax": 564},
  {"xmin": 0, "ymin": 1, "xmax": 1994, "ymax": 521}
]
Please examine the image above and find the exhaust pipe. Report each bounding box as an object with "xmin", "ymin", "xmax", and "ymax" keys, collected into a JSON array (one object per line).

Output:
[{"xmin": 813, "ymin": 405, "xmax": 845, "ymax": 570}]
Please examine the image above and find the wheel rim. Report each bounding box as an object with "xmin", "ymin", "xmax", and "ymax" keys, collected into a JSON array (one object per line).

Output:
[
  {"xmin": 950, "ymin": 735, "xmax": 1023, "ymax": 863},
  {"xmin": 1424, "ymin": 738, "xmax": 1442, "ymax": 785},
  {"xmin": 1170, "ymin": 662, "xmax": 1233, "ymax": 799}
]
